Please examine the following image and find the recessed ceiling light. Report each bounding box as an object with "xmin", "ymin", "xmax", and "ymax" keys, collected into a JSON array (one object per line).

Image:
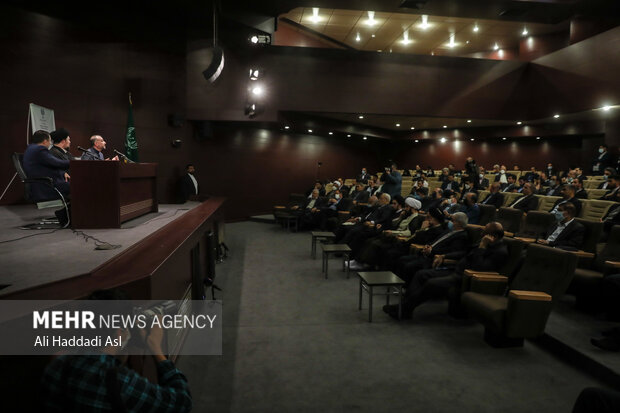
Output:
[
  {"xmin": 522, "ymin": 28, "xmax": 528, "ymax": 36},
  {"xmin": 536, "ymin": 137, "xmax": 541, "ymax": 140},
  {"xmin": 356, "ymin": 33, "xmax": 361, "ymax": 42},
  {"xmin": 395, "ymin": 123, "xmax": 400, "ymax": 127},
  {"xmin": 410, "ymin": 126, "xmax": 415, "ymax": 130},
  {"xmin": 359, "ymin": 115, "xmax": 364, "ymax": 119},
  {"xmin": 251, "ymin": 86, "xmax": 263, "ymax": 96},
  {"xmin": 420, "ymin": 15, "xmax": 430, "ymax": 30},
  {"xmin": 371, "ymin": 34, "xmax": 376, "ymax": 38},
  {"xmin": 366, "ymin": 11, "xmax": 376, "ymax": 26},
  {"xmin": 493, "ymin": 43, "xmax": 499, "ymax": 51},
  {"xmin": 470, "ymin": 138, "xmax": 475, "ymax": 141},
  {"xmin": 443, "ymin": 125, "xmax": 447, "ymax": 128},
  {"xmin": 347, "ymin": 134, "xmax": 351, "ymax": 137},
  {"xmin": 502, "ymin": 137, "xmax": 507, "ymax": 140},
  {"xmin": 602, "ymin": 106, "xmax": 611, "ymax": 111},
  {"xmin": 466, "ymin": 40, "xmax": 470, "ymax": 44},
  {"xmin": 440, "ymin": 137, "xmax": 447, "ymax": 143},
  {"xmin": 473, "ymin": 24, "xmax": 479, "ymax": 32},
  {"xmin": 328, "ymin": 132, "xmax": 333, "ymax": 135},
  {"xmin": 308, "ymin": 129, "xmax": 313, "ymax": 133},
  {"xmin": 310, "ymin": 8, "xmax": 321, "ymax": 23},
  {"xmin": 554, "ymin": 114, "xmax": 560, "ymax": 118},
  {"xmin": 448, "ymin": 33, "xmax": 456, "ymax": 48},
  {"xmin": 517, "ymin": 121, "xmax": 522, "ymax": 125},
  {"xmin": 363, "ymin": 136, "xmax": 368, "ymax": 140},
  {"xmin": 414, "ymin": 139, "xmax": 419, "ymax": 143},
  {"xmin": 467, "ymin": 120, "xmax": 472, "ymax": 123},
  {"xmin": 284, "ymin": 126, "xmax": 290, "ymax": 130}
]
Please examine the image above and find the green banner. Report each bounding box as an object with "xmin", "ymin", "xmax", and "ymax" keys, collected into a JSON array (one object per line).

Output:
[{"xmin": 124, "ymin": 94, "xmax": 139, "ymax": 162}]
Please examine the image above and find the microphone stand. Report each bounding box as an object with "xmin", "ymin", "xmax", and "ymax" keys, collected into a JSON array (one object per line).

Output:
[{"xmin": 113, "ymin": 149, "xmax": 135, "ymax": 163}]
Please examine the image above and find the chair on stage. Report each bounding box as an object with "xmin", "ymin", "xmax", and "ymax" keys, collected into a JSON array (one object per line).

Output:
[{"xmin": 12, "ymin": 152, "xmax": 70, "ymax": 229}]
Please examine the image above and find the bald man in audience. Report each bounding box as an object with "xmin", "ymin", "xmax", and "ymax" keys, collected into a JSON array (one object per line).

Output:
[
  {"xmin": 508, "ymin": 182, "xmax": 538, "ymax": 213},
  {"xmin": 480, "ymin": 182, "xmax": 504, "ymax": 209}
]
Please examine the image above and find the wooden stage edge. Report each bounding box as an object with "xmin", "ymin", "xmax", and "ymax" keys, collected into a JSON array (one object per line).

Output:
[{"xmin": 0, "ymin": 197, "xmax": 226, "ymax": 300}]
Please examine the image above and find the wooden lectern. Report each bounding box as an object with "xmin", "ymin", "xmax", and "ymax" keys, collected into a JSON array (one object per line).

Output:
[{"xmin": 70, "ymin": 160, "xmax": 158, "ymax": 228}]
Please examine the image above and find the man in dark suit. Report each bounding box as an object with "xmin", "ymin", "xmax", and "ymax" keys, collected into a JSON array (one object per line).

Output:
[
  {"xmin": 349, "ymin": 182, "xmax": 370, "ymax": 204},
  {"xmin": 80, "ymin": 135, "xmax": 119, "ymax": 161},
  {"xmin": 593, "ymin": 144, "xmax": 613, "ymax": 175},
  {"xmin": 396, "ymin": 211, "xmax": 469, "ymax": 287},
  {"xmin": 524, "ymin": 167, "xmax": 539, "ymax": 182},
  {"xmin": 476, "ymin": 167, "xmax": 489, "ymax": 190},
  {"xmin": 550, "ymin": 184, "xmax": 582, "ymax": 217},
  {"xmin": 545, "ymin": 175, "xmax": 562, "ymax": 196},
  {"xmin": 598, "ymin": 168, "xmax": 616, "ymax": 189},
  {"xmin": 380, "ymin": 164, "xmax": 402, "ymax": 198},
  {"xmin": 384, "ymin": 221, "xmax": 508, "ymax": 320},
  {"xmin": 508, "ymin": 183, "xmax": 538, "ymax": 213},
  {"xmin": 501, "ymin": 174, "xmax": 517, "ymax": 192},
  {"xmin": 441, "ymin": 174, "xmax": 461, "ymax": 193},
  {"xmin": 178, "ymin": 164, "xmax": 199, "ymax": 202},
  {"xmin": 357, "ymin": 168, "xmax": 370, "ymax": 184},
  {"xmin": 339, "ymin": 193, "xmax": 394, "ymax": 246},
  {"xmin": 537, "ymin": 203, "xmax": 584, "ymax": 250},
  {"xmin": 480, "ymin": 183, "xmax": 504, "ymax": 209},
  {"xmin": 574, "ymin": 178, "xmax": 588, "ymax": 199},
  {"xmin": 22, "ymin": 130, "xmax": 70, "ymax": 201},
  {"xmin": 49, "ymin": 128, "xmax": 76, "ymax": 162},
  {"xmin": 600, "ymin": 175, "xmax": 620, "ymax": 201}
]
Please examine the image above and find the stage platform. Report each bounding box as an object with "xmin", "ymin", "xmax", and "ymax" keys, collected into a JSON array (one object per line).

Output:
[{"xmin": 0, "ymin": 200, "xmax": 222, "ymax": 299}]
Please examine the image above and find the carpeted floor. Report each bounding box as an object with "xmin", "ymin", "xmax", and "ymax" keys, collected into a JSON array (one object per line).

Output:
[{"xmin": 178, "ymin": 221, "xmax": 613, "ymax": 413}]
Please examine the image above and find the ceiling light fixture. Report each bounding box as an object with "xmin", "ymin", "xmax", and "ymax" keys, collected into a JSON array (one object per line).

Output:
[
  {"xmin": 602, "ymin": 105, "xmax": 612, "ymax": 111},
  {"xmin": 440, "ymin": 137, "xmax": 447, "ymax": 143},
  {"xmin": 443, "ymin": 125, "xmax": 447, "ymax": 128},
  {"xmin": 308, "ymin": 129, "xmax": 313, "ymax": 133},
  {"xmin": 502, "ymin": 137, "xmax": 507, "ymax": 140},
  {"xmin": 554, "ymin": 114, "xmax": 560, "ymax": 118},
  {"xmin": 251, "ymin": 86, "xmax": 263, "ymax": 96},
  {"xmin": 396, "ymin": 123, "xmax": 401, "ymax": 127},
  {"xmin": 473, "ymin": 24, "xmax": 479, "ymax": 32},
  {"xmin": 414, "ymin": 139, "xmax": 419, "ymax": 143},
  {"xmin": 249, "ymin": 69, "xmax": 260, "ymax": 80},
  {"xmin": 493, "ymin": 43, "xmax": 499, "ymax": 51},
  {"xmin": 517, "ymin": 121, "xmax": 522, "ymax": 125},
  {"xmin": 372, "ymin": 34, "xmax": 376, "ymax": 38},
  {"xmin": 356, "ymin": 32, "xmax": 361, "ymax": 42},
  {"xmin": 328, "ymin": 132, "xmax": 333, "ymax": 135},
  {"xmin": 347, "ymin": 134, "xmax": 351, "ymax": 137},
  {"xmin": 448, "ymin": 32, "xmax": 456, "ymax": 48},
  {"xmin": 420, "ymin": 15, "xmax": 429, "ymax": 30},
  {"xmin": 522, "ymin": 28, "xmax": 528, "ymax": 36},
  {"xmin": 359, "ymin": 115, "xmax": 364, "ymax": 119},
  {"xmin": 363, "ymin": 136, "xmax": 368, "ymax": 140},
  {"xmin": 310, "ymin": 8, "xmax": 321, "ymax": 23},
  {"xmin": 410, "ymin": 126, "xmax": 415, "ymax": 130},
  {"xmin": 366, "ymin": 11, "xmax": 376, "ymax": 26},
  {"xmin": 470, "ymin": 138, "xmax": 475, "ymax": 141},
  {"xmin": 536, "ymin": 137, "xmax": 540, "ymax": 140},
  {"xmin": 467, "ymin": 120, "xmax": 472, "ymax": 123},
  {"xmin": 284, "ymin": 126, "xmax": 290, "ymax": 130}
]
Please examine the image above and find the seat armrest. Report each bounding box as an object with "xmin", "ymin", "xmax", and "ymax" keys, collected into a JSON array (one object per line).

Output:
[
  {"xmin": 472, "ymin": 274, "xmax": 508, "ymax": 282},
  {"xmin": 508, "ymin": 290, "xmax": 551, "ymax": 301},
  {"xmin": 514, "ymin": 237, "xmax": 536, "ymax": 243},
  {"xmin": 571, "ymin": 251, "xmax": 594, "ymax": 258},
  {"xmin": 504, "ymin": 231, "xmax": 514, "ymax": 237},
  {"xmin": 410, "ymin": 244, "xmax": 425, "ymax": 251},
  {"xmin": 467, "ymin": 224, "xmax": 485, "ymax": 229},
  {"xmin": 468, "ymin": 274, "xmax": 508, "ymax": 295},
  {"xmin": 443, "ymin": 259, "xmax": 458, "ymax": 265},
  {"xmin": 605, "ymin": 261, "xmax": 620, "ymax": 269},
  {"xmin": 338, "ymin": 211, "xmax": 350, "ymax": 215},
  {"xmin": 464, "ymin": 269, "xmax": 500, "ymax": 277},
  {"xmin": 396, "ymin": 236, "xmax": 409, "ymax": 242},
  {"xmin": 274, "ymin": 205, "xmax": 286, "ymax": 209}
]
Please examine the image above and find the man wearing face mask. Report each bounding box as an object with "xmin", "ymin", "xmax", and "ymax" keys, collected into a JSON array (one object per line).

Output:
[
  {"xmin": 545, "ymin": 175, "xmax": 562, "ymax": 196},
  {"xmin": 495, "ymin": 167, "xmax": 509, "ymax": 187},
  {"xmin": 357, "ymin": 168, "xmax": 369, "ymax": 184},
  {"xmin": 593, "ymin": 144, "xmax": 613, "ymax": 175},
  {"xmin": 598, "ymin": 168, "xmax": 617, "ymax": 189},
  {"xmin": 550, "ymin": 184, "xmax": 582, "ymax": 217},
  {"xmin": 384, "ymin": 221, "xmax": 508, "ymax": 320},
  {"xmin": 477, "ymin": 167, "xmax": 489, "ymax": 190},
  {"xmin": 537, "ymin": 203, "xmax": 584, "ymax": 250},
  {"xmin": 23, "ymin": 130, "xmax": 71, "ymax": 202}
]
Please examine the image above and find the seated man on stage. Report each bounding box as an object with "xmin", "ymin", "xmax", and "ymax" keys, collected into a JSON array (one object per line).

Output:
[
  {"xmin": 23, "ymin": 130, "xmax": 71, "ymax": 226},
  {"xmin": 384, "ymin": 222, "xmax": 508, "ymax": 320},
  {"xmin": 81, "ymin": 135, "xmax": 119, "ymax": 161},
  {"xmin": 49, "ymin": 128, "xmax": 76, "ymax": 162}
]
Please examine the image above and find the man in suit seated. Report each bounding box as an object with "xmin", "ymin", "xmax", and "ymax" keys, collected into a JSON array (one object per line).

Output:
[
  {"xmin": 384, "ymin": 221, "xmax": 508, "ymax": 320},
  {"xmin": 501, "ymin": 174, "xmax": 517, "ymax": 192},
  {"xmin": 545, "ymin": 175, "xmax": 562, "ymax": 196},
  {"xmin": 480, "ymin": 182, "xmax": 504, "ymax": 209},
  {"xmin": 349, "ymin": 182, "xmax": 370, "ymax": 204},
  {"xmin": 81, "ymin": 135, "xmax": 119, "ymax": 161},
  {"xmin": 598, "ymin": 168, "xmax": 617, "ymax": 189},
  {"xmin": 22, "ymin": 130, "xmax": 71, "ymax": 225},
  {"xmin": 524, "ymin": 167, "xmax": 539, "ymax": 182},
  {"xmin": 574, "ymin": 178, "xmax": 588, "ymax": 199},
  {"xmin": 476, "ymin": 167, "xmax": 489, "ymax": 190},
  {"xmin": 507, "ymin": 182, "xmax": 538, "ymax": 213},
  {"xmin": 396, "ymin": 211, "xmax": 469, "ymax": 287},
  {"xmin": 537, "ymin": 203, "xmax": 585, "ymax": 250},
  {"xmin": 441, "ymin": 174, "xmax": 461, "ymax": 193},
  {"xmin": 49, "ymin": 128, "xmax": 76, "ymax": 162},
  {"xmin": 336, "ymin": 193, "xmax": 394, "ymax": 245},
  {"xmin": 550, "ymin": 184, "xmax": 582, "ymax": 217},
  {"xmin": 600, "ymin": 175, "xmax": 620, "ymax": 201}
]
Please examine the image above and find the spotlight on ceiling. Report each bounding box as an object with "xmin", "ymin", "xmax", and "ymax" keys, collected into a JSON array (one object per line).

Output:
[
  {"xmin": 420, "ymin": 15, "xmax": 430, "ymax": 29},
  {"xmin": 470, "ymin": 138, "xmax": 475, "ymax": 141},
  {"xmin": 473, "ymin": 24, "xmax": 479, "ymax": 32},
  {"xmin": 602, "ymin": 105, "xmax": 612, "ymax": 111},
  {"xmin": 347, "ymin": 134, "xmax": 351, "ymax": 137},
  {"xmin": 493, "ymin": 43, "xmax": 499, "ymax": 51},
  {"xmin": 310, "ymin": 7, "xmax": 321, "ymax": 23},
  {"xmin": 356, "ymin": 32, "xmax": 361, "ymax": 42},
  {"xmin": 410, "ymin": 126, "xmax": 415, "ymax": 130},
  {"xmin": 251, "ymin": 86, "xmax": 264, "ymax": 96},
  {"xmin": 414, "ymin": 139, "xmax": 419, "ymax": 143},
  {"xmin": 395, "ymin": 123, "xmax": 401, "ymax": 127},
  {"xmin": 366, "ymin": 11, "xmax": 377, "ymax": 26},
  {"xmin": 249, "ymin": 68, "xmax": 260, "ymax": 80},
  {"xmin": 359, "ymin": 115, "xmax": 364, "ymax": 119},
  {"xmin": 308, "ymin": 129, "xmax": 313, "ymax": 133},
  {"xmin": 554, "ymin": 114, "xmax": 560, "ymax": 118},
  {"xmin": 467, "ymin": 120, "xmax": 472, "ymax": 123},
  {"xmin": 440, "ymin": 137, "xmax": 447, "ymax": 143},
  {"xmin": 328, "ymin": 132, "xmax": 333, "ymax": 135},
  {"xmin": 516, "ymin": 121, "xmax": 522, "ymax": 125},
  {"xmin": 536, "ymin": 136, "xmax": 540, "ymax": 140},
  {"xmin": 502, "ymin": 137, "xmax": 507, "ymax": 140},
  {"xmin": 522, "ymin": 28, "xmax": 528, "ymax": 36},
  {"xmin": 284, "ymin": 126, "xmax": 290, "ymax": 130},
  {"xmin": 363, "ymin": 136, "xmax": 368, "ymax": 140},
  {"xmin": 443, "ymin": 125, "xmax": 447, "ymax": 128}
]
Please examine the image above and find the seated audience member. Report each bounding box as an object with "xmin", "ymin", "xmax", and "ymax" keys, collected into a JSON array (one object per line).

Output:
[
  {"xmin": 539, "ymin": 171, "xmax": 550, "ymax": 187},
  {"xmin": 349, "ymin": 182, "xmax": 370, "ymax": 204},
  {"xmin": 366, "ymin": 177, "xmax": 381, "ymax": 196},
  {"xmin": 460, "ymin": 192, "xmax": 480, "ymax": 225},
  {"xmin": 23, "ymin": 130, "xmax": 70, "ymax": 201},
  {"xmin": 524, "ymin": 167, "xmax": 539, "ymax": 182},
  {"xmin": 49, "ymin": 128, "xmax": 76, "ymax": 162},
  {"xmin": 81, "ymin": 135, "xmax": 119, "ymax": 161},
  {"xmin": 357, "ymin": 168, "xmax": 370, "ymax": 184},
  {"xmin": 337, "ymin": 177, "xmax": 350, "ymax": 197},
  {"xmin": 425, "ymin": 166, "xmax": 435, "ymax": 177},
  {"xmin": 546, "ymin": 163, "xmax": 555, "ymax": 178},
  {"xmin": 441, "ymin": 174, "xmax": 461, "ymax": 193},
  {"xmin": 480, "ymin": 182, "xmax": 504, "ymax": 209},
  {"xmin": 476, "ymin": 167, "xmax": 489, "ymax": 190},
  {"xmin": 574, "ymin": 167, "xmax": 585, "ymax": 182},
  {"xmin": 598, "ymin": 168, "xmax": 617, "ymax": 189},
  {"xmin": 600, "ymin": 175, "xmax": 620, "ymax": 200},
  {"xmin": 464, "ymin": 157, "xmax": 479, "ymax": 179},
  {"xmin": 317, "ymin": 189, "xmax": 350, "ymax": 230},
  {"xmin": 325, "ymin": 181, "xmax": 341, "ymax": 198},
  {"xmin": 515, "ymin": 177, "xmax": 526, "ymax": 193},
  {"xmin": 601, "ymin": 192, "xmax": 620, "ymax": 240},
  {"xmin": 501, "ymin": 174, "xmax": 517, "ymax": 192},
  {"xmin": 537, "ymin": 203, "xmax": 584, "ymax": 250},
  {"xmin": 461, "ymin": 177, "xmax": 476, "ymax": 195},
  {"xmin": 545, "ymin": 175, "xmax": 562, "ymax": 196},
  {"xmin": 401, "ymin": 168, "xmax": 411, "ymax": 177},
  {"xmin": 413, "ymin": 176, "xmax": 429, "ymax": 189},
  {"xmin": 550, "ymin": 184, "xmax": 582, "ymax": 217},
  {"xmin": 494, "ymin": 166, "xmax": 508, "ymax": 187},
  {"xmin": 39, "ymin": 289, "xmax": 192, "ymax": 412},
  {"xmin": 507, "ymin": 182, "xmax": 538, "ymax": 213},
  {"xmin": 438, "ymin": 167, "xmax": 450, "ymax": 183},
  {"xmin": 306, "ymin": 181, "xmax": 325, "ymax": 197},
  {"xmin": 513, "ymin": 165, "xmax": 520, "ymax": 171},
  {"xmin": 333, "ymin": 195, "xmax": 380, "ymax": 242},
  {"xmin": 422, "ymin": 188, "xmax": 445, "ymax": 212},
  {"xmin": 336, "ymin": 193, "xmax": 394, "ymax": 245},
  {"xmin": 178, "ymin": 164, "xmax": 200, "ymax": 202},
  {"xmin": 291, "ymin": 189, "xmax": 321, "ymax": 213},
  {"xmin": 384, "ymin": 221, "xmax": 508, "ymax": 320},
  {"xmin": 396, "ymin": 212, "xmax": 469, "ymax": 287},
  {"xmin": 299, "ymin": 192, "xmax": 329, "ymax": 230},
  {"xmin": 354, "ymin": 197, "xmax": 424, "ymax": 270},
  {"xmin": 574, "ymin": 178, "xmax": 588, "ymax": 199}
]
